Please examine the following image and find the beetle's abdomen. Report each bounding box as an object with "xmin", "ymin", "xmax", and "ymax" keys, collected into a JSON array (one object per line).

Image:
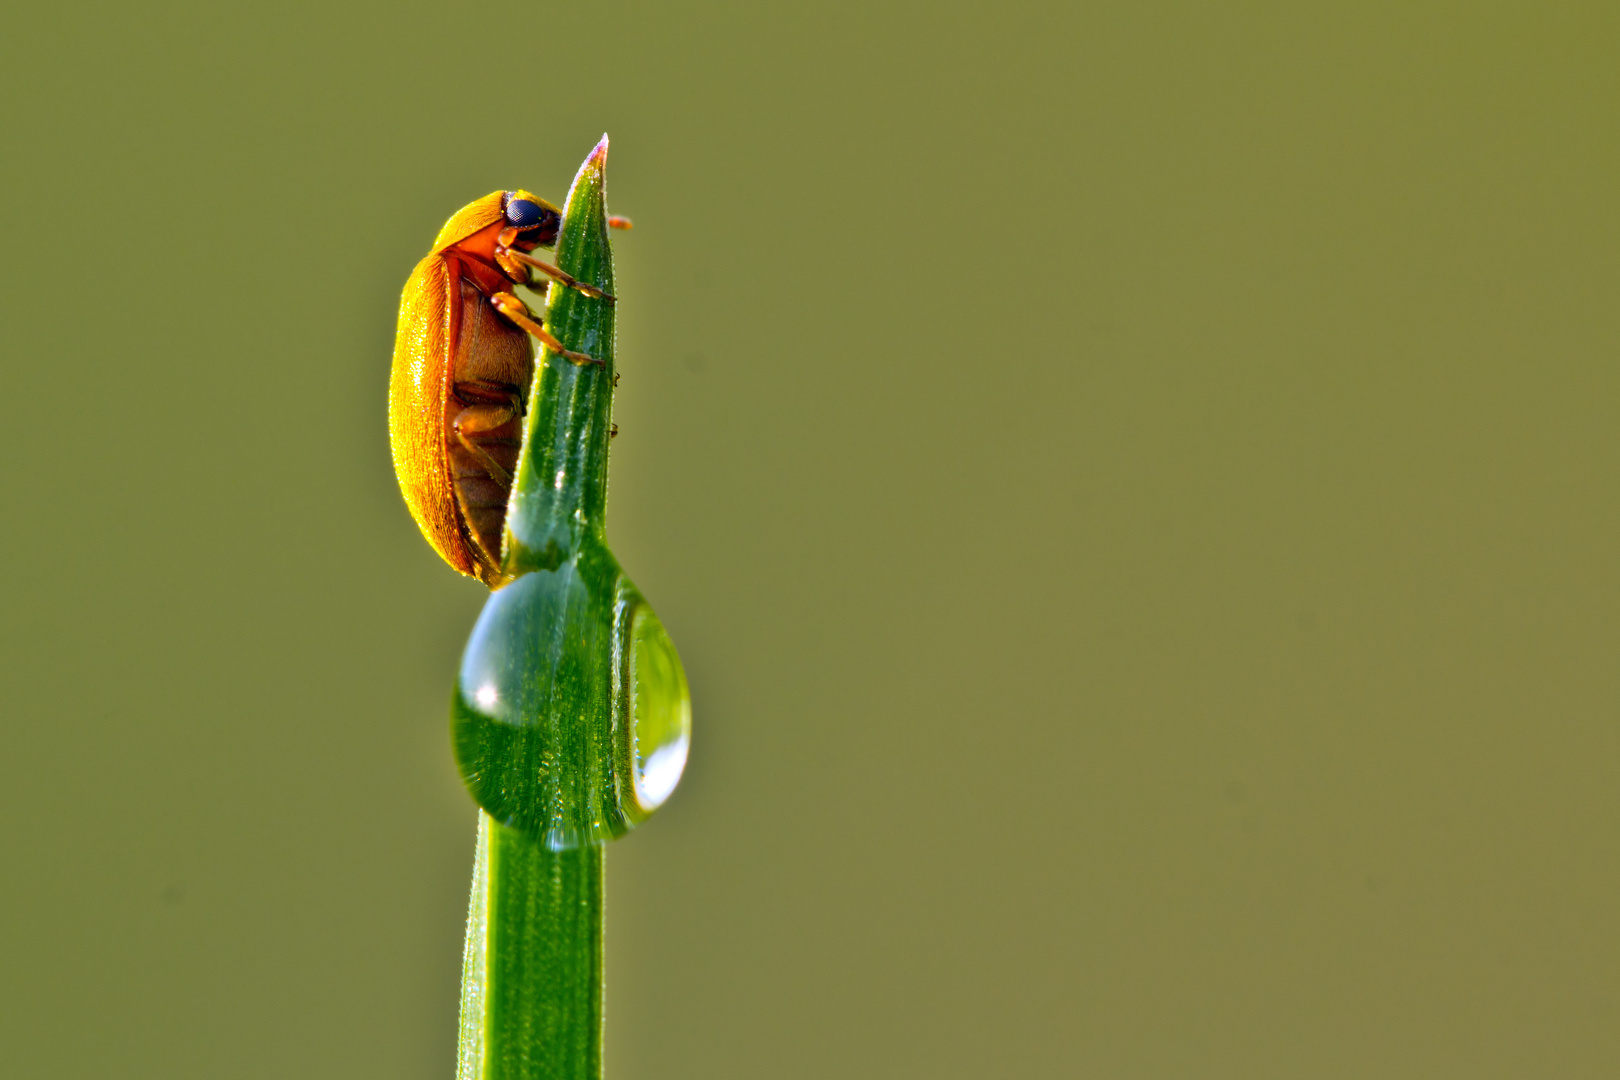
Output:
[{"xmin": 445, "ymin": 275, "xmax": 534, "ymax": 584}]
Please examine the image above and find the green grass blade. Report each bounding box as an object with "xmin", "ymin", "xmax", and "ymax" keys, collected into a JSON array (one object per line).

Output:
[
  {"xmin": 504, "ymin": 136, "xmax": 617, "ymax": 574},
  {"xmin": 458, "ymin": 814, "xmax": 604, "ymax": 1080},
  {"xmin": 455, "ymin": 135, "xmax": 617, "ymax": 1080}
]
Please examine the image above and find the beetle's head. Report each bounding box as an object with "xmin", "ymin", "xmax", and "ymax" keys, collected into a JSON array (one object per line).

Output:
[{"xmin": 502, "ymin": 191, "xmax": 561, "ymax": 251}]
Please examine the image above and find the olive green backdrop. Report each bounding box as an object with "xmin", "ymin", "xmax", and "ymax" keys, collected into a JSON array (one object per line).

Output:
[{"xmin": 3, "ymin": 2, "xmax": 1617, "ymax": 1077}]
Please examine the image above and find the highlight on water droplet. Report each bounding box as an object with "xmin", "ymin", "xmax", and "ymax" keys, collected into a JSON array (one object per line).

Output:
[{"xmin": 627, "ymin": 604, "xmax": 691, "ymax": 811}]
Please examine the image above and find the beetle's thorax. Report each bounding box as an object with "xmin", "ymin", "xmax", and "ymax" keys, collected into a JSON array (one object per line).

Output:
[{"xmin": 447, "ymin": 220, "xmax": 514, "ymax": 288}]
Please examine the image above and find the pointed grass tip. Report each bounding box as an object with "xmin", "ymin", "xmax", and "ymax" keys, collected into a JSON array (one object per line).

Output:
[
  {"xmin": 566, "ymin": 134, "xmax": 611, "ymax": 204},
  {"xmin": 586, "ymin": 134, "xmax": 610, "ymax": 169},
  {"xmin": 585, "ymin": 138, "xmax": 631, "ymax": 229}
]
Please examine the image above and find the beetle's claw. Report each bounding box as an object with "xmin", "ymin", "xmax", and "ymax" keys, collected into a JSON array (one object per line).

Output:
[{"xmin": 576, "ymin": 283, "xmax": 617, "ymax": 304}]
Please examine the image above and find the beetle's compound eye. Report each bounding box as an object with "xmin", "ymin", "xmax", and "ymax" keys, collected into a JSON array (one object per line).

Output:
[
  {"xmin": 508, "ymin": 199, "xmax": 561, "ymax": 249},
  {"xmin": 506, "ymin": 199, "xmax": 545, "ymax": 229}
]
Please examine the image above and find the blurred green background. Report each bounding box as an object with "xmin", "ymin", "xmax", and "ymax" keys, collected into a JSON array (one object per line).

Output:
[{"xmin": 3, "ymin": 2, "xmax": 1618, "ymax": 1076}]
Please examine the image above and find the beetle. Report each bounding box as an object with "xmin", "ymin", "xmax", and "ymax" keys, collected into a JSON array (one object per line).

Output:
[{"xmin": 389, "ymin": 189, "xmax": 623, "ymax": 586}]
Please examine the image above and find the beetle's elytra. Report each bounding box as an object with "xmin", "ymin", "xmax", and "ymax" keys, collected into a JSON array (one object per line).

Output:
[{"xmin": 389, "ymin": 190, "xmax": 617, "ymax": 587}]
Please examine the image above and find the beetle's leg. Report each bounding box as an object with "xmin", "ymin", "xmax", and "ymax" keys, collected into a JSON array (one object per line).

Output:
[
  {"xmin": 454, "ymin": 380, "xmax": 526, "ymax": 416},
  {"xmin": 452, "ymin": 403, "xmax": 519, "ymax": 485},
  {"xmin": 495, "ymin": 245, "xmax": 616, "ymax": 303},
  {"xmin": 451, "ymin": 381, "xmax": 526, "ymax": 484},
  {"xmin": 489, "ymin": 292, "xmax": 604, "ymax": 367}
]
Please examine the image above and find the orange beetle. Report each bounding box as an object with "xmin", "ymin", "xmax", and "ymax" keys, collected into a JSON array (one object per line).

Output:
[{"xmin": 389, "ymin": 190, "xmax": 619, "ymax": 586}]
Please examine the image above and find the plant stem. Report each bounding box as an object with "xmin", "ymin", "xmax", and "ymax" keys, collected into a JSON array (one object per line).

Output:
[
  {"xmin": 454, "ymin": 136, "xmax": 619, "ymax": 1080},
  {"xmin": 458, "ymin": 812, "xmax": 604, "ymax": 1080},
  {"xmin": 452, "ymin": 134, "xmax": 687, "ymax": 1080},
  {"xmin": 504, "ymin": 138, "xmax": 617, "ymax": 576}
]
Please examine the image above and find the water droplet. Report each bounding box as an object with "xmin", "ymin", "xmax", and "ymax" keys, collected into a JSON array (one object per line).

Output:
[
  {"xmin": 451, "ymin": 545, "xmax": 689, "ymax": 846},
  {"xmin": 628, "ymin": 604, "xmax": 690, "ymax": 811}
]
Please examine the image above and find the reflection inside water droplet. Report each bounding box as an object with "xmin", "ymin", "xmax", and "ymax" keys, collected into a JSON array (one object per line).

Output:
[{"xmin": 628, "ymin": 604, "xmax": 691, "ymax": 812}]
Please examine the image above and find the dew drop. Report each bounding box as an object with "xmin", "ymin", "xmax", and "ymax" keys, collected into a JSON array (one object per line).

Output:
[{"xmin": 627, "ymin": 605, "xmax": 691, "ymax": 811}]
